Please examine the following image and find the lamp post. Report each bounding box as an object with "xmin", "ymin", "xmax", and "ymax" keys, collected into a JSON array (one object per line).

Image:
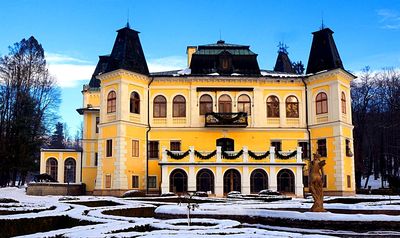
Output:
[{"xmin": 66, "ymin": 164, "xmax": 71, "ymax": 196}]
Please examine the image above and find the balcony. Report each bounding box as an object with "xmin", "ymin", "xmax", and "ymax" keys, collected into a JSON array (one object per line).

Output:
[{"xmin": 205, "ymin": 112, "xmax": 248, "ymax": 127}]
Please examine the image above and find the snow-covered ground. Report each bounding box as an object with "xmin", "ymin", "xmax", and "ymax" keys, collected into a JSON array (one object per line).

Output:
[
  {"xmin": 361, "ymin": 175, "xmax": 387, "ymax": 189},
  {"xmin": 1, "ymin": 187, "xmax": 400, "ymax": 237}
]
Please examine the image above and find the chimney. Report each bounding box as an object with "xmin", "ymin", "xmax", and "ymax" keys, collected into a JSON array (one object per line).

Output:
[{"xmin": 186, "ymin": 46, "xmax": 197, "ymax": 67}]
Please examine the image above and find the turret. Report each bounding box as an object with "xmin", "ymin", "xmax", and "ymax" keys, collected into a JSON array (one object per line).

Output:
[
  {"xmin": 105, "ymin": 24, "xmax": 149, "ymax": 75},
  {"xmin": 306, "ymin": 27, "xmax": 344, "ymax": 74},
  {"xmin": 273, "ymin": 43, "xmax": 295, "ymax": 74}
]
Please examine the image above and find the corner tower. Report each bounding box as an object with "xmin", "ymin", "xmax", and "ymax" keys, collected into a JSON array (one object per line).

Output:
[
  {"xmin": 93, "ymin": 24, "xmax": 150, "ymax": 196},
  {"xmin": 306, "ymin": 28, "xmax": 343, "ymax": 74}
]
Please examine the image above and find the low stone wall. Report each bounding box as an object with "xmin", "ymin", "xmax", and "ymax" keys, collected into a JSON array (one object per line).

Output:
[{"xmin": 26, "ymin": 183, "xmax": 86, "ymax": 196}]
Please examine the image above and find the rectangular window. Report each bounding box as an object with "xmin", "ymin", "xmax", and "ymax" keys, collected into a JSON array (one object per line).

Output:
[
  {"xmin": 132, "ymin": 140, "xmax": 139, "ymax": 157},
  {"xmin": 298, "ymin": 141, "xmax": 309, "ymax": 159},
  {"xmin": 345, "ymin": 139, "xmax": 352, "ymax": 157},
  {"xmin": 271, "ymin": 141, "xmax": 281, "ymax": 152},
  {"xmin": 148, "ymin": 176, "xmax": 157, "ymax": 188},
  {"xmin": 170, "ymin": 141, "xmax": 181, "ymax": 151},
  {"xmin": 149, "ymin": 141, "xmax": 159, "ymax": 159},
  {"xmin": 94, "ymin": 153, "xmax": 98, "ymax": 166},
  {"xmin": 105, "ymin": 175, "xmax": 111, "ymax": 188},
  {"xmin": 323, "ymin": 175, "xmax": 327, "ymax": 188},
  {"xmin": 347, "ymin": 175, "xmax": 351, "ymax": 188},
  {"xmin": 317, "ymin": 139, "xmax": 327, "ymax": 157},
  {"xmin": 106, "ymin": 139, "xmax": 112, "ymax": 157},
  {"xmin": 96, "ymin": 117, "xmax": 100, "ymax": 133},
  {"xmin": 132, "ymin": 175, "xmax": 139, "ymax": 188},
  {"xmin": 303, "ymin": 175, "xmax": 309, "ymax": 187}
]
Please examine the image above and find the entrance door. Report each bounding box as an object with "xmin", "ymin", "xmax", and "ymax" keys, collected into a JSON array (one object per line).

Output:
[
  {"xmin": 223, "ymin": 169, "xmax": 241, "ymax": 193},
  {"xmin": 216, "ymin": 138, "xmax": 234, "ymax": 152}
]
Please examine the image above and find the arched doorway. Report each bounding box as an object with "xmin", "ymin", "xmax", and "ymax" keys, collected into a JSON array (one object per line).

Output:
[
  {"xmin": 46, "ymin": 158, "xmax": 58, "ymax": 181},
  {"xmin": 250, "ymin": 169, "xmax": 268, "ymax": 193},
  {"xmin": 223, "ymin": 169, "xmax": 241, "ymax": 193},
  {"xmin": 196, "ymin": 169, "xmax": 214, "ymax": 193},
  {"xmin": 277, "ymin": 169, "xmax": 295, "ymax": 194},
  {"xmin": 64, "ymin": 158, "xmax": 76, "ymax": 183},
  {"xmin": 169, "ymin": 169, "xmax": 188, "ymax": 194},
  {"xmin": 216, "ymin": 138, "xmax": 234, "ymax": 152}
]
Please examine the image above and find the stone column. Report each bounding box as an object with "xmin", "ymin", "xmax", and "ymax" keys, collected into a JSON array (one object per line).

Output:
[
  {"xmin": 189, "ymin": 146, "xmax": 195, "ymax": 163},
  {"xmin": 295, "ymin": 166, "xmax": 304, "ymax": 197},
  {"xmin": 242, "ymin": 146, "xmax": 248, "ymax": 163},
  {"xmin": 161, "ymin": 165, "xmax": 169, "ymax": 194},
  {"xmin": 57, "ymin": 152, "xmax": 64, "ymax": 183},
  {"xmin": 216, "ymin": 146, "xmax": 222, "ymax": 162},
  {"xmin": 242, "ymin": 166, "xmax": 250, "ymax": 194},
  {"xmin": 162, "ymin": 146, "xmax": 167, "ymax": 162},
  {"xmin": 296, "ymin": 147, "xmax": 303, "ymax": 163},
  {"xmin": 215, "ymin": 166, "xmax": 223, "ymax": 197},
  {"xmin": 269, "ymin": 166, "xmax": 277, "ymax": 191},
  {"xmin": 188, "ymin": 166, "xmax": 196, "ymax": 192},
  {"xmin": 270, "ymin": 146, "xmax": 275, "ymax": 163}
]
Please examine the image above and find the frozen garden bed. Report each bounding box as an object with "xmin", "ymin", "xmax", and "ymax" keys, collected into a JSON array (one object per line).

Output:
[{"xmin": 1, "ymin": 187, "xmax": 400, "ymax": 237}]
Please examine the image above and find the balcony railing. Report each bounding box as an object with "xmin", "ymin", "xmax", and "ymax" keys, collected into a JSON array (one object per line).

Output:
[
  {"xmin": 205, "ymin": 112, "xmax": 248, "ymax": 127},
  {"xmin": 161, "ymin": 146, "xmax": 304, "ymax": 164}
]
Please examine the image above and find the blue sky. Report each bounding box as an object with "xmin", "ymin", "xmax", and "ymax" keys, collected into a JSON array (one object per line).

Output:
[{"xmin": 1, "ymin": 1, "xmax": 400, "ymax": 134}]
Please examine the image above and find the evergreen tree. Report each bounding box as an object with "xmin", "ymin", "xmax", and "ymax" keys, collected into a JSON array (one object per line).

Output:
[
  {"xmin": 50, "ymin": 122, "xmax": 65, "ymax": 148},
  {"xmin": 292, "ymin": 61, "xmax": 305, "ymax": 74}
]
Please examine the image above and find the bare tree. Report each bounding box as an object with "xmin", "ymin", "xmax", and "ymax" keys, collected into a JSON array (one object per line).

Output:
[{"xmin": 0, "ymin": 36, "xmax": 60, "ymax": 186}]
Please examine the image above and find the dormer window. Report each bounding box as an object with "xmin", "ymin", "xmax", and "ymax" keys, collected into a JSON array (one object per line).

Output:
[{"xmin": 218, "ymin": 52, "xmax": 232, "ymax": 74}]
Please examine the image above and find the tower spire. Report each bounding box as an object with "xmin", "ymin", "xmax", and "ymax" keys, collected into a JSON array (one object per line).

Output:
[
  {"xmin": 320, "ymin": 11, "xmax": 325, "ymax": 30},
  {"xmin": 126, "ymin": 8, "xmax": 130, "ymax": 28}
]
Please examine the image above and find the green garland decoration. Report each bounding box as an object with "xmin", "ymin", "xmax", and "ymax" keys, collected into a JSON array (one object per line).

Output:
[
  {"xmin": 275, "ymin": 150, "xmax": 297, "ymax": 160},
  {"xmin": 248, "ymin": 150, "xmax": 270, "ymax": 160},
  {"xmin": 166, "ymin": 150, "xmax": 190, "ymax": 160},
  {"xmin": 194, "ymin": 150, "xmax": 216, "ymax": 160},
  {"xmin": 222, "ymin": 150, "xmax": 244, "ymax": 160}
]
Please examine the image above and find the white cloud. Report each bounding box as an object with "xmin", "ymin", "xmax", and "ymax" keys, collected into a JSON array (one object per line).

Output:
[
  {"xmin": 48, "ymin": 63, "xmax": 95, "ymax": 88},
  {"xmin": 147, "ymin": 56, "xmax": 186, "ymax": 72},
  {"xmin": 46, "ymin": 52, "xmax": 95, "ymax": 88},
  {"xmin": 45, "ymin": 52, "xmax": 91, "ymax": 64},
  {"xmin": 377, "ymin": 9, "xmax": 400, "ymax": 29},
  {"xmin": 46, "ymin": 53, "xmax": 187, "ymax": 87}
]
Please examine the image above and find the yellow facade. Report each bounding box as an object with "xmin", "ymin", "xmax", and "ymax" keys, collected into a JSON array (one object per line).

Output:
[{"xmin": 40, "ymin": 26, "xmax": 355, "ymax": 197}]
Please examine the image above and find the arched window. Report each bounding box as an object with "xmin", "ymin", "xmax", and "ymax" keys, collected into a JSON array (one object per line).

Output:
[
  {"xmin": 218, "ymin": 94, "xmax": 232, "ymax": 113},
  {"xmin": 46, "ymin": 158, "xmax": 58, "ymax": 181},
  {"xmin": 277, "ymin": 169, "xmax": 295, "ymax": 194},
  {"xmin": 153, "ymin": 95, "xmax": 167, "ymax": 118},
  {"xmin": 267, "ymin": 96, "xmax": 280, "ymax": 118},
  {"xmin": 173, "ymin": 95, "xmax": 186, "ymax": 117},
  {"xmin": 169, "ymin": 169, "xmax": 187, "ymax": 194},
  {"xmin": 316, "ymin": 92, "xmax": 328, "ymax": 114},
  {"xmin": 250, "ymin": 169, "xmax": 268, "ymax": 193},
  {"xmin": 64, "ymin": 158, "xmax": 76, "ymax": 183},
  {"xmin": 196, "ymin": 169, "xmax": 215, "ymax": 193},
  {"xmin": 341, "ymin": 92, "xmax": 346, "ymax": 114},
  {"xmin": 223, "ymin": 169, "xmax": 241, "ymax": 193},
  {"xmin": 130, "ymin": 92, "xmax": 140, "ymax": 114},
  {"xmin": 107, "ymin": 91, "xmax": 116, "ymax": 113},
  {"xmin": 237, "ymin": 94, "xmax": 251, "ymax": 115},
  {"xmin": 286, "ymin": 96, "xmax": 299, "ymax": 118},
  {"xmin": 199, "ymin": 94, "xmax": 213, "ymax": 115}
]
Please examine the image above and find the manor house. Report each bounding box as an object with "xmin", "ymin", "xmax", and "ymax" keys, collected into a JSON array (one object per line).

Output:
[{"xmin": 40, "ymin": 24, "xmax": 355, "ymax": 197}]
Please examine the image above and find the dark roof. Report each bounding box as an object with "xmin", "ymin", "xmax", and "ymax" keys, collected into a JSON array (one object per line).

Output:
[
  {"xmin": 306, "ymin": 27, "xmax": 344, "ymax": 74},
  {"xmin": 274, "ymin": 51, "xmax": 295, "ymax": 74},
  {"xmin": 89, "ymin": 55, "xmax": 110, "ymax": 88},
  {"xmin": 190, "ymin": 40, "xmax": 260, "ymax": 75},
  {"xmin": 105, "ymin": 26, "xmax": 149, "ymax": 75}
]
